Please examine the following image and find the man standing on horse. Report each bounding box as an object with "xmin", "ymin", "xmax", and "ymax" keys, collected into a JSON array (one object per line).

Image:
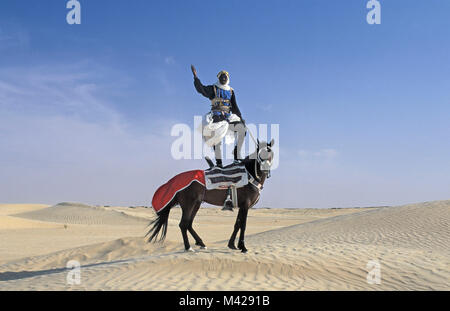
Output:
[{"xmin": 191, "ymin": 65, "xmax": 246, "ymax": 168}]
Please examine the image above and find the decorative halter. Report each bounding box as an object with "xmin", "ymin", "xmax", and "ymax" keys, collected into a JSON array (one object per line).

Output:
[
  {"xmin": 243, "ymin": 126, "xmax": 274, "ymax": 192},
  {"xmin": 254, "ymin": 145, "xmax": 273, "ymax": 180}
]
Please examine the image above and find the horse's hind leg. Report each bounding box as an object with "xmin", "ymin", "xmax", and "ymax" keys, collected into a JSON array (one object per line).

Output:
[
  {"xmin": 179, "ymin": 207, "xmax": 193, "ymax": 251},
  {"xmin": 179, "ymin": 188, "xmax": 204, "ymax": 252},
  {"xmin": 188, "ymin": 201, "xmax": 206, "ymax": 249}
]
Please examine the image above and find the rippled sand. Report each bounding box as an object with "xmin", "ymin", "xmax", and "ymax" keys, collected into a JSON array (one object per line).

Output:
[{"xmin": 0, "ymin": 201, "xmax": 449, "ymax": 290}]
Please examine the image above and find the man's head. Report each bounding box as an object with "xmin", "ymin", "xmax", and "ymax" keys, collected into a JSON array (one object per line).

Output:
[{"xmin": 217, "ymin": 70, "xmax": 230, "ymax": 85}]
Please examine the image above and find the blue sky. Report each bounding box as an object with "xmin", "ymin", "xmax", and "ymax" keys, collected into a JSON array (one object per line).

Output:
[{"xmin": 1, "ymin": 0, "xmax": 449, "ymax": 208}]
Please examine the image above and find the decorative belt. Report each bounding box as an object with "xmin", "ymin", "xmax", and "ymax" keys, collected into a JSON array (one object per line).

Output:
[{"xmin": 211, "ymin": 100, "xmax": 231, "ymax": 113}]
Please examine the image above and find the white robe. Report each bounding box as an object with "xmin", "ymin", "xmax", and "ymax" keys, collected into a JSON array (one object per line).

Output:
[{"xmin": 198, "ymin": 112, "xmax": 241, "ymax": 147}]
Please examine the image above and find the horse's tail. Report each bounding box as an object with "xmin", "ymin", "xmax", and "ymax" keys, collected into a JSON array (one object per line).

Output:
[{"xmin": 146, "ymin": 199, "xmax": 176, "ymax": 243}]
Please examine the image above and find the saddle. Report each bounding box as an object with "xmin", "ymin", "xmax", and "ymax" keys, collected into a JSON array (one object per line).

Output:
[{"xmin": 204, "ymin": 159, "xmax": 248, "ymax": 190}]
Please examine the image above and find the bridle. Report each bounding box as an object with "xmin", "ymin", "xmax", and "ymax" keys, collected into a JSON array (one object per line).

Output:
[
  {"xmin": 244, "ymin": 126, "xmax": 274, "ymax": 189},
  {"xmin": 254, "ymin": 145, "xmax": 273, "ymax": 180}
]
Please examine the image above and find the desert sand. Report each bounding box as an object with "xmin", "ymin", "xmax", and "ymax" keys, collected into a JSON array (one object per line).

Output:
[{"xmin": 0, "ymin": 200, "xmax": 449, "ymax": 290}]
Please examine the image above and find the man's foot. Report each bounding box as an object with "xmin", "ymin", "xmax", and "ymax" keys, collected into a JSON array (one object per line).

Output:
[
  {"xmin": 205, "ymin": 156, "xmax": 215, "ymax": 169},
  {"xmin": 233, "ymin": 159, "xmax": 243, "ymax": 165}
]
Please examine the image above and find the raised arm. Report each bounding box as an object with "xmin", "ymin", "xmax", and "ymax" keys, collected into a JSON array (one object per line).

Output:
[{"xmin": 191, "ymin": 65, "xmax": 215, "ymax": 99}]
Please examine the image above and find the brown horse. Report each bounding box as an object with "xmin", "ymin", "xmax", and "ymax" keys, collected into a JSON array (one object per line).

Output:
[{"xmin": 146, "ymin": 139, "xmax": 275, "ymax": 253}]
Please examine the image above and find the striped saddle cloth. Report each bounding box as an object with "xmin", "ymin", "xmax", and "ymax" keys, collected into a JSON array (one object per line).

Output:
[{"xmin": 204, "ymin": 163, "xmax": 249, "ymax": 190}]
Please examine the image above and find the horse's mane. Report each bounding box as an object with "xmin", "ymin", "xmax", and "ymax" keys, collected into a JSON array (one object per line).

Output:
[
  {"xmin": 243, "ymin": 154, "xmax": 256, "ymax": 179},
  {"xmin": 243, "ymin": 146, "xmax": 261, "ymax": 179}
]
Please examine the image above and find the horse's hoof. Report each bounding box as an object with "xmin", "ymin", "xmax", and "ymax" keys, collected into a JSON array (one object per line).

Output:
[
  {"xmin": 238, "ymin": 244, "xmax": 247, "ymax": 253},
  {"xmin": 241, "ymin": 249, "xmax": 248, "ymax": 253},
  {"xmin": 195, "ymin": 242, "xmax": 206, "ymax": 248},
  {"xmin": 228, "ymin": 244, "xmax": 237, "ymax": 250},
  {"xmin": 185, "ymin": 247, "xmax": 195, "ymax": 253}
]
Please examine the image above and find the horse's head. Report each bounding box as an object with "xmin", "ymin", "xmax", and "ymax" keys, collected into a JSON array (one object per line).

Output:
[{"xmin": 255, "ymin": 138, "xmax": 275, "ymax": 178}]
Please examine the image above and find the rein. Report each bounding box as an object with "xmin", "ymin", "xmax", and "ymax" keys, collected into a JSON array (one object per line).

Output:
[
  {"xmin": 248, "ymin": 173, "xmax": 263, "ymax": 192},
  {"xmin": 245, "ymin": 124, "xmax": 258, "ymax": 146}
]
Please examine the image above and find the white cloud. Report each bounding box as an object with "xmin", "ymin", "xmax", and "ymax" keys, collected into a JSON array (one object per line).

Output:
[
  {"xmin": 164, "ymin": 56, "xmax": 175, "ymax": 65},
  {"xmin": 0, "ymin": 63, "xmax": 188, "ymax": 206},
  {"xmin": 258, "ymin": 104, "xmax": 273, "ymax": 112},
  {"xmin": 0, "ymin": 27, "xmax": 29, "ymax": 51},
  {"xmin": 0, "ymin": 64, "xmax": 120, "ymax": 123},
  {"xmin": 298, "ymin": 148, "xmax": 339, "ymax": 159}
]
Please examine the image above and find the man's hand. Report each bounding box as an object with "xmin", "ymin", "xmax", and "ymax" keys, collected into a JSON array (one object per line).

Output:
[{"xmin": 191, "ymin": 65, "xmax": 198, "ymax": 78}]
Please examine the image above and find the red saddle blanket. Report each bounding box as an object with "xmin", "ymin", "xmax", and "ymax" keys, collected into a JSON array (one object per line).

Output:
[{"xmin": 152, "ymin": 170, "xmax": 205, "ymax": 213}]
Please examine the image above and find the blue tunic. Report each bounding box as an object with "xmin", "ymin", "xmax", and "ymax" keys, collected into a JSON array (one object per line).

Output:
[{"xmin": 211, "ymin": 86, "xmax": 233, "ymax": 121}]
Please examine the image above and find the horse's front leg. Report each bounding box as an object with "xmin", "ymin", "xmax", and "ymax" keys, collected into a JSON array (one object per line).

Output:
[
  {"xmin": 237, "ymin": 207, "xmax": 249, "ymax": 253},
  {"xmin": 228, "ymin": 207, "xmax": 243, "ymax": 250}
]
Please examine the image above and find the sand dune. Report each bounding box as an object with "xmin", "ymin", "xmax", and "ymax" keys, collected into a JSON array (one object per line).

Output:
[
  {"xmin": 0, "ymin": 201, "xmax": 449, "ymax": 290},
  {"xmin": 0, "ymin": 203, "xmax": 149, "ymax": 264},
  {"xmin": 13, "ymin": 202, "xmax": 149, "ymax": 226},
  {"xmin": 0, "ymin": 204, "xmax": 50, "ymax": 216}
]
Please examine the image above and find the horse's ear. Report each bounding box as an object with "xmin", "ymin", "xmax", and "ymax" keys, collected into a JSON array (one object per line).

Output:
[{"xmin": 269, "ymin": 138, "xmax": 275, "ymax": 146}]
